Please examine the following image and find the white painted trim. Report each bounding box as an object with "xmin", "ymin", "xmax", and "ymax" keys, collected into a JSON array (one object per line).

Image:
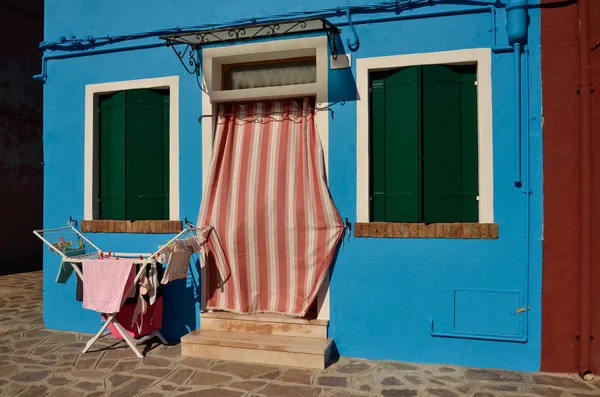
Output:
[
  {"xmin": 84, "ymin": 76, "xmax": 180, "ymax": 221},
  {"xmin": 356, "ymin": 48, "xmax": 494, "ymax": 223},
  {"xmin": 200, "ymin": 36, "xmax": 330, "ymax": 320}
]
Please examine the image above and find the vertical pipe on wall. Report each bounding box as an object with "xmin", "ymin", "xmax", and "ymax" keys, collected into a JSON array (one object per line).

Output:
[
  {"xmin": 505, "ymin": 0, "xmax": 528, "ymax": 187},
  {"xmin": 514, "ymin": 43, "xmax": 522, "ymax": 187},
  {"xmin": 577, "ymin": 0, "xmax": 593, "ymax": 381}
]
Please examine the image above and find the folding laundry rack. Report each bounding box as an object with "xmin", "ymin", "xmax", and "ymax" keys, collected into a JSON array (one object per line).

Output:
[{"xmin": 33, "ymin": 223, "xmax": 205, "ymax": 358}]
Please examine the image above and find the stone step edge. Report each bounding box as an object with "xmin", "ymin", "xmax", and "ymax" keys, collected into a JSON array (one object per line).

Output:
[{"xmin": 182, "ymin": 330, "xmax": 334, "ymax": 355}]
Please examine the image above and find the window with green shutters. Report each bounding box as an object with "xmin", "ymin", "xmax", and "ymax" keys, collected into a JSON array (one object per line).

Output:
[
  {"xmin": 369, "ymin": 64, "xmax": 478, "ymax": 223},
  {"xmin": 98, "ymin": 88, "xmax": 170, "ymax": 221}
]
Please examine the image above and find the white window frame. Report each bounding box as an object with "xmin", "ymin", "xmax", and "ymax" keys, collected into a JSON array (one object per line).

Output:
[
  {"xmin": 200, "ymin": 36, "xmax": 331, "ymax": 320},
  {"xmin": 356, "ymin": 48, "xmax": 494, "ymax": 223},
  {"xmin": 83, "ymin": 76, "xmax": 180, "ymax": 221}
]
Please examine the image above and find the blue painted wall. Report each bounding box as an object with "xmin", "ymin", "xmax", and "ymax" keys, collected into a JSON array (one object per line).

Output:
[{"xmin": 41, "ymin": 0, "xmax": 543, "ymax": 371}]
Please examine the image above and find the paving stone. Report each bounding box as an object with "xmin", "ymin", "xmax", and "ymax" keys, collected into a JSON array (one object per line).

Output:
[
  {"xmin": 188, "ymin": 370, "xmax": 233, "ymax": 385},
  {"xmin": 142, "ymin": 356, "xmax": 172, "ymax": 367},
  {"xmin": 9, "ymin": 369, "xmax": 51, "ymax": 382},
  {"xmin": 132, "ymin": 367, "xmax": 173, "ymax": 378},
  {"xmin": 327, "ymin": 391, "xmax": 371, "ymax": 397},
  {"xmin": 260, "ymin": 383, "xmax": 322, "ymax": 397},
  {"xmin": 106, "ymin": 373, "xmax": 135, "ymax": 389},
  {"xmin": 465, "ymin": 369, "xmax": 523, "ymax": 383},
  {"xmin": 405, "ymin": 375, "xmax": 423, "ymax": 385},
  {"xmin": 71, "ymin": 370, "xmax": 109, "ymax": 379},
  {"xmin": 47, "ymin": 376, "xmax": 74, "ymax": 386},
  {"xmin": 177, "ymin": 389, "xmax": 245, "ymax": 397},
  {"xmin": 317, "ymin": 375, "xmax": 348, "ymax": 387},
  {"xmin": 152, "ymin": 345, "xmax": 182, "ymax": 358},
  {"xmin": 48, "ymin": 332, "xmax": 80, "ymax": 342},
  {"xmin": 47, "ymin": 387, "xmax": 88, "ymax": 397},
  {"xmin": 111, "ymin": 360, "xmax": 138, "ymax": 372},
  {"xmin": 381, "ymin": 376, "xmax": 405, "ymax": 386},
  {"xmin": 527, "ymin": 385, "xmax": 565, "ymax": 397},
  {"xmin": 336, "ymin": 361, "xmax": 372, "ymax": 374},
  {"xmin": 359, "ymin": 384, "xmax": 372, "ymax": 391},
  {"xmin": 258, "ymin": 370, "xmax": 280, "ymax": 380},
  {"xmin": 74, "ymin": 380, "xmax": 103, "ymax": 391},
  {"xmin": 211, "ymin": 362, "xmax": 278, "ymax": 379},
  {"xmin": 74, "ymin": 358, "xmax": 98, "ymax": 370},
  {"xmin": 139, "ymin": 392, "xmax": 165, "ymax": 397},
  {"xmin": 166, "ymin": 368, "xmax": 195, "ymax": 385},
  {"xmin": 4, "ymin": 382, "xmax": 26, "ymax": 396},
  {"xmin": 108, "ymin": 377, "xmax": 155, "ymax": 397},
  {"xmin": 97, "ymin": 358, "xmax": 117, "ymax": 369},
  {"xmin": 32, "ymin": 344, "xmax": 62, "ymax": 355},
  {"xmin": 230, "ymin": 380, "xmax": 269, "ymax": 391},
  {"xmin": 13, "ymin": 338, "xmax": 43, "ymax": 349},
  {"xmin": 280, "ymin": 368, "xmax": 313, "ymax": 384},
  {"xmin": 427, "ymin": 388, "xmax": 459, "ymax": 397},
  {"xmin": 179, "ymin": 357, "xmax": 214, "ymax": 369},
  {"xmin": 430, "ymin": 379, "xmax": 446, "ymax": 386},
  {"xmin": 531, "ymin": 375, "xmax": 593, "ymax": 391},
  {"xmin": 473, "ymin": 393, "xmax": 496, "ymax": 397},
  {"xmin": 0, "ymin": 364, "xmax": 19, "ymax": 377},
  {"xmin": 18, "ymin": 384, "xmax": 49, "ymax": 397},
  {"xmin": 381, "ymin": 389, "xmax": 419, "ymax": 397},
  {"xmin": 437, "ymin": 376, "xmax": 464, "ymax": 384},
  {"xmin": 23, "ymin": 329, "xmax": 55, "ymax": 338},
  {"xmin": 438, "ymin": 367, "xmax": 457, "ymax": 373},
  {"xmin": 482, "ymin": 383, "xmax": 520, "ymax": 392},
  {"xmin": 384, "ymin": 362, "xmax": 420, "ymax": 371}
]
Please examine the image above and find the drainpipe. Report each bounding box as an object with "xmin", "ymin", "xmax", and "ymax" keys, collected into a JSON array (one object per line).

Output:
[
  {"xmin": 577, "ymin": 0, "xmax": 593, "ymax": 381},
  {"xmin": 505, "ymin": 0, "xmax": 528, "ymax": 187}
]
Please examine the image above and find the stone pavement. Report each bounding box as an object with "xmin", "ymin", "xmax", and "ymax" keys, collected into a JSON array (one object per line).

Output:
[{"xmin": 1, "ymin": 272, "xmax": 599, "ymax": 397}]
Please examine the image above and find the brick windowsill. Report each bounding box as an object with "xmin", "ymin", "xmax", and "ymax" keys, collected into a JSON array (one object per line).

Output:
[
  {"xmin": 80, "ymin": 220, "xmax": 182, "ymax": 234},
  {"xmin": 354, "ymin": 222, "xmax": 499, "ymax": 239}
]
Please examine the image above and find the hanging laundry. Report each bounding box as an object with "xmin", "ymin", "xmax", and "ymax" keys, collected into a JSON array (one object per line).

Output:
[
  {"xmin": 82, "ymin": 259, "xmax": 135, "ymax": 313},
  {"xmin": 132, "ymin": 262, "xmax": 160, "ymax": 332},
  {"xmin": 160, "ymin": 240, "xmax": 193, "ymax": 284}
]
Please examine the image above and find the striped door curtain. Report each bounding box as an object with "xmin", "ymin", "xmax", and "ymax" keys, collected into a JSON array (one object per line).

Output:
[{"xmin": 197, "ymin": 98, "xmax": 345, "ymax": 316}]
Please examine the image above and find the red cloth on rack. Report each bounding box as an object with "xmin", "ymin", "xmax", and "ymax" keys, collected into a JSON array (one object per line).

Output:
[{"xmin": 108, "ymin": 297, "xmax": 163, "ymax": 339}]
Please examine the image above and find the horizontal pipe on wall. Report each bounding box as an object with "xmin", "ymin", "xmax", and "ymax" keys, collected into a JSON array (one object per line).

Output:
[
  {"xmin": 336, "ymin": 5, "xmax": 493, "ymax": 27},
  {"xmin": 33, "ymin": 42, "xmax": 167, "ymax": 82}
]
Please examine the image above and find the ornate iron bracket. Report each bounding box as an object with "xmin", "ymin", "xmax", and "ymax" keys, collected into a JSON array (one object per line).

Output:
[{"xmin": 165, "ymin": 41, "xmax": 207, "ymax": 94}]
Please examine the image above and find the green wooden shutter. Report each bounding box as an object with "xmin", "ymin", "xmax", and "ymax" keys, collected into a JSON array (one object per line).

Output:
[
  {"xmin": 125, "ymin": 89, "xmax": 170, "ymax": 220},
  {"xmin": 99, "ymin": 92, "xmax": 127, "ymax": 220},
  {"xmin": 460, "ymin": 67, "xmax": 479, "ymax": 222},
  {"xmin": 370, "ymin": 67, "xmax": 421, "ymax": 222},
  {"xmin": 422, "ymin": 64, "xmax": 478, "ymax": 223}
]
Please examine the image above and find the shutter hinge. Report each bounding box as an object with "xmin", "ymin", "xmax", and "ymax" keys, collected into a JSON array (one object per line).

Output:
[{"xmin": 474, "ymin": 81, "xmax": 478, "ymax": 86}]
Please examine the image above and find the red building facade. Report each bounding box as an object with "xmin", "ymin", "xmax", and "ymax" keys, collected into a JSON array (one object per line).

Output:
[{"xmin": 541, "ymin": 0, "xmax": 600, "ymax": 375}]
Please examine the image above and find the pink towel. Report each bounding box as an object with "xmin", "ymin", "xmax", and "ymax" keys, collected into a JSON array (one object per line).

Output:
[{"xmin": 82, "ymin": 259, "xmax": 135, "ymax": 314}]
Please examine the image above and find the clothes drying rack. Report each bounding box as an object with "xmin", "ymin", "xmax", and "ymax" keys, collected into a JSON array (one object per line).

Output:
[{"xmin": 33, "ymin": 223, "xmax": 207, "ymax": 358}]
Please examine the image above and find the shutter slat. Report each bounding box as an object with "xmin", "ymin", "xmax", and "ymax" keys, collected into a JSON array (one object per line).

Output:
[
  {"xmin": 125, "ymin": 89, "xmax": 170, "ymax": 220},
  {"xmin": 422, "ymin": 64, "xmax": 463, "ymax": 223},
  {"xmin": 460, "ymin": 68, "xmax": 479, "ymax": 222},
  {"xmin": 370, "ymin": 67, "xmax": 421, "ymax": 222},
  {"xmin": 99, "ymin": 92, "xmax": 127, "ymax": 220}
]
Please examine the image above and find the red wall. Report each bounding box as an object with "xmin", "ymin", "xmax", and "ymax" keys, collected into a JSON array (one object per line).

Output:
[{"xmin": 541, "ymin": 0, "xmax": 600, "ymax": 373}]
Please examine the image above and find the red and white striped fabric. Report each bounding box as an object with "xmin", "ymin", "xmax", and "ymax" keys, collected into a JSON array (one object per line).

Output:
[{"xmin": 197, "ymin": 98, "xmax": 345, "ymax": 316}]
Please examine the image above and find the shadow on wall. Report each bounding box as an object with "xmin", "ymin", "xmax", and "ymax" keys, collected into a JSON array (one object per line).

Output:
[
  {"xmin": 0, "ymin": 0, "xmax": 44, "ymax": 276},
  {"xmin": 329, "ymin": 36, "xmax": 360, "ymax": 104},
  {"xmin": 160, "ymin": 256, "xmax": 202, "ymax": 341}
]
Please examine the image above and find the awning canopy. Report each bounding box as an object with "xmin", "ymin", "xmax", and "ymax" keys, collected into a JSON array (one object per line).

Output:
[{"xmin": 159, "ymin": 18, "xmax": 339, "ymax": 49}]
